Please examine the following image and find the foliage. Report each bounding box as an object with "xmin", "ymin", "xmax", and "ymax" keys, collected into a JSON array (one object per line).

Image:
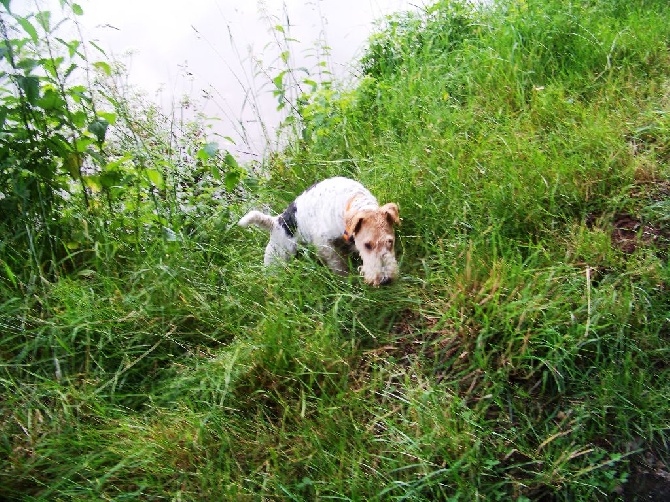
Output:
[
  {"xmin": 0, "ymin": 0, "xmax": 243, "ymax": 288},
  {"xmin": 1, "ymin": 0, "xmax": 670, "ymax": 500},
  {"xmin": 1, "ymin": 0, "xmax": 100, "ymax": 282}
]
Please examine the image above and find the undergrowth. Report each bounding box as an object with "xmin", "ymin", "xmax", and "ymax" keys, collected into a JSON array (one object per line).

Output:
[{"xmin": 1, "ymin": 0, "xmax": 669, "ymax": 500}]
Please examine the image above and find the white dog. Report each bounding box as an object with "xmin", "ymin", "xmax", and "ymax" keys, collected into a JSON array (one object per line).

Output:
[{"xmin": 238, "ymin": 177, "xmax": 400, "ymax": 286}]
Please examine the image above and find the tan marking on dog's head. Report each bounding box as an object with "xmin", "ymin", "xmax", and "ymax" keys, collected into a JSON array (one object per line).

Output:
[{"xmin": 345, "ymin": 203, "xmax": 400, "ymax": 286}]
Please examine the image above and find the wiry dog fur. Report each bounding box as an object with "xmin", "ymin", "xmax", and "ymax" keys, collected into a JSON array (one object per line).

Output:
[{"xmin": 238, "ymin": 177, "xmax": 400, "ymax": 286}]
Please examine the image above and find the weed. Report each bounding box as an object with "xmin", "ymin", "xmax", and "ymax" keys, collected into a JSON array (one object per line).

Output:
[{"xmin": 1, "ymin": 0, "xmax": 670, "ymax": 500}]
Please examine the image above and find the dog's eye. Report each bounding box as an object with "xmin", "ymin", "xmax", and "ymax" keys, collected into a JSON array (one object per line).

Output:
[
  {"xmin": 388, "ymin": 238, "xmax": 394, "ymax": 247},
  {"xmin": 364, "ymin": 242, "xmax": 373, "ymax": 250}
]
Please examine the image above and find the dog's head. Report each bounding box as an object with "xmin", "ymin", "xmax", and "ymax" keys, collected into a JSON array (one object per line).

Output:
[{"xmin": 344, "ymin": 202, "xmax": 400, "ymax": 286}]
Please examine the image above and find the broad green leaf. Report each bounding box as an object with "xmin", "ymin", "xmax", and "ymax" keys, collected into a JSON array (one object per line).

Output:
[
  {"xmin": 17, "ymin": 58, "xmax": 39, "ymax": 72},
  {"xmin": 69, "ymin": 40, "xmax": 81, "ymax": 57},
  {"xmin": 65, "ymin": 152, "xmax": 83, "ymax": 178},
  {"xmin": 280, "ymin": 50, "xmax": 290, "ymax": 64},
  {"xmin": 144, "ymin": 168, "xmax": 164, "ymax": 189},
  {"xmin": 74, "ymin": 136, "xmax": 93, "ymax": 152},
  {"xmin": 197, "ymin": 141, "xmax": 218, "ymax": 161},
  {"xmin": 93, "ymin": 61, "xmax": 112, "ymax": 76},
  {"xmin": 274, "ymin": 25, "xmax": 285, "ymax": 33},
  {"xmin": 1, "ymin": 0, "xmax": 11, "ymax": 13},
  {"xmin": 99, "ymin": 169, "xmax": 123, "ymax": 188},
  {"xmin": 37, "ymin": 88, "xmax": 66, "ymax": 110},
  {"xmin": 48, "ymin": 134, "xmax": 71, "ymax": 156},
  {"xmin": 35, "ymin": 11, "xmax": 51, "ymax": 31},
  {"xmin": 104, "ymin": 153, "xmax": 132, "ymax": 171},
  {"xmin": 83, "ymin": 175, "xmax": 102, "ymax": 193},
  {"xmin": 225, "ymin": 170, "xmax": 242, "ymax": 192},
  {"xmin": 87, "ymin": 149, "xmax": 105, "ymax": 167},
  {"xmin": 43, "ymin": 57, "xmax": 65, "ymax": 78},
  {"xmin": 88, "ymin": 118, "xmax": 109, "ymax": 143},
  {"xmin": 17, "ymin": 75, "xmax": 40, "ymax": 104},
  {"xmin": 69, "ymin": 85, "xmax": 89, "ymax": 103},
  {"xmin": 71, "ymin": 110, "xmax": 87, "ymax": 128},
  {"xmin": 223, "ymin": 151, "xmax": 238, "ymax": 169},
  {"xmin": 273, "ymin": 71, "xmax": 286, "ymax": 89},
  {"xmin": 203, "ymin": 141, "xmax": 219, "ymax": 157},
  {"xmin": 16, "ymin": 17, "xmax": 38, "ymax": 43},
  {"xmin": 72, "ymin": 3, "xmax": 83, "ymax": 15},
  {"xmin": 97, "ymin": 111, "xmax": 117, "ymax": 125}
]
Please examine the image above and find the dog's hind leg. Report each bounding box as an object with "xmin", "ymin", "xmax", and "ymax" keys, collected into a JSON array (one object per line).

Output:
[{"xmin": 263, "ymin": 227, "xmax": 298, "ymax": 267}]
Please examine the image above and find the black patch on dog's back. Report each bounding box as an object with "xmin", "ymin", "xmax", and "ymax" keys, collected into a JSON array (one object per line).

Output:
[{"xmin": 278, "ymin": 201, "xmax": 298, "ymax": 237}]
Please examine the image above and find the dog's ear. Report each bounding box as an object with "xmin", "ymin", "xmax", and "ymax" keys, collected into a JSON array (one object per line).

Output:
[
  {"xmin": 352, "ymin": 214, "xmax": 365, "ymax": 235},
  {"xmin": 381, "ymin": 203, "xmax": 400, "ymax": 226},
  {"xmin": 344, "ymin": 212, "xmax": 366, "ymax": 242}
]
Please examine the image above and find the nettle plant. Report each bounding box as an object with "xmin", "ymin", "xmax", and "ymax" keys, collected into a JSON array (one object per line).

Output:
[
  {"xmin": 0, "ymin": 1, "xmax": 243, "ymax": 285},
  {"xmin": 0, "ymin": 1, "xmax": 106, "ymax": 279}
]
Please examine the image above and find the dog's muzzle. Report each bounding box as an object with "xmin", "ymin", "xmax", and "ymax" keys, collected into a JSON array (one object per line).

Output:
[{"xmin": 361, "ymin": 252, "xmax": 398, "ymax": 286}]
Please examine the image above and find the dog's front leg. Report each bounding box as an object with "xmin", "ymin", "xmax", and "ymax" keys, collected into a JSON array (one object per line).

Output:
[{"xmin": 317, "ymin": 245, "xmax": 348, "ymax": 275}]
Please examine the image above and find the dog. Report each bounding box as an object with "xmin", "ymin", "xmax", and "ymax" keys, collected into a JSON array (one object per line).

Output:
[{"xmin": 238, "ymin": 177, "xmax": 400, "ymax": 286}]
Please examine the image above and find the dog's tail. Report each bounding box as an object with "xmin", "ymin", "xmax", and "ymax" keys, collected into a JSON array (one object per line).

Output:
[{"xmin": 238, "ymin": 210, "xmax": 276, "ymax": 232}]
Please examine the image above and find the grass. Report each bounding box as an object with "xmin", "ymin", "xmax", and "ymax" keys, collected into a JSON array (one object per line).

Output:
[{"xmin": 2, "ymin": 0, "xmax": 670, "ymax": 499}]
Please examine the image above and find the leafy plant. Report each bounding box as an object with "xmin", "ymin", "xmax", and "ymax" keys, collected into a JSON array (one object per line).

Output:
[
  {"xmin": 1, "ymin": 0, "xmax": 669, "ymax": 500},
  {"xmin": 0, "ymin": 0, "xmax": 104, "ymax": 281},
  {"xmin": 0, "ymin": 1, "xmax": 244, "ymax": 287}
]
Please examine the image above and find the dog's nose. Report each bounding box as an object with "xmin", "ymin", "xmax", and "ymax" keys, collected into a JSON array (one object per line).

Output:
[{"xmin": 379, "ymin": 276, "xmax": 392, "ymax": 286}]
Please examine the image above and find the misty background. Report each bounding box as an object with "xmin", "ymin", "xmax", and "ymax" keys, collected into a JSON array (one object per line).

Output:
[{"xmin": 43, "ymin": 0, "xmax": 419, "ymax": 159}]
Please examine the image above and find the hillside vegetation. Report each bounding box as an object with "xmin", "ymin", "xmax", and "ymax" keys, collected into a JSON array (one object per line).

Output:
[{"xmin": 1, "ymin": 0, "xmax": 669, "ymax": 499}]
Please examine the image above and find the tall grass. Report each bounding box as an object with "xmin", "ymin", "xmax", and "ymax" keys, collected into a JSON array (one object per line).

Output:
[{"xmin": 2, "ymin": 0, "xmax": 670, "ymax": 499}]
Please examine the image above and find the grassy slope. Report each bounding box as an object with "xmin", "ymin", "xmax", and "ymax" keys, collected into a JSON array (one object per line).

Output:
[{"xmin": 2, "ymin": 0, "xmax": 670, "ymax": 500}]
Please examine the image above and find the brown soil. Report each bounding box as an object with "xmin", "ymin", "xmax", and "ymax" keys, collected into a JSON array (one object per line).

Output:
[
  {"xmin": 611, "ymin": 213, "xmax": 669, "ymax": 255},
  {"xmin": 623, "ymin": 450, "xmax": 670, "ymax": 501}
]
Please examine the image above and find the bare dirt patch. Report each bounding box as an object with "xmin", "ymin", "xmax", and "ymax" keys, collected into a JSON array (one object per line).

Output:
[
  {"xmin": 623, "ymin": 450, "xmax": 670, "ymax": 502},
  {"xmin": 611, "ymin": 213, "xmax": 669, "ymax": 255}
]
